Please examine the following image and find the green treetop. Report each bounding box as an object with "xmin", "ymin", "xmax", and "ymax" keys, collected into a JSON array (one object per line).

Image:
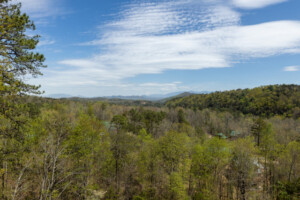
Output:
[
  {"xmin": 0, "ymin": 0, "xmax": 46, "ymax": 136},
  {"xmin": 0, "ymin": 0, "xmax": 46, "ymax": 95}
]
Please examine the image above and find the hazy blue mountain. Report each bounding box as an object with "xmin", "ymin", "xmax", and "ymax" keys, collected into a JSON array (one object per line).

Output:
[
  {"xmin": 46, "ymin": 94, "xmax": 74, "ymax": 98},
  {"xmin": 46, "ymin": 91, "xmax": 211, "ymax": 101}
]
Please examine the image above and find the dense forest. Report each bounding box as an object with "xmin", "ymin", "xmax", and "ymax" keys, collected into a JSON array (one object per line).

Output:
[
  {"xmin": 0, "ymin": 96, "xmax": 299, "ymax": 200},
  {"xmin": 0, "ymin": 0, "xmax": 299, "ymax": 199},
  {"xmin": 166, "ymin": 85, "xmax": 300, "ymax": 118}
]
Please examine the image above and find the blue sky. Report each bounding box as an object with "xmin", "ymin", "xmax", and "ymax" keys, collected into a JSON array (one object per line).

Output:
[{"xmin": 19, "ymin": 0, "xmax": 300, "ymax": 96}]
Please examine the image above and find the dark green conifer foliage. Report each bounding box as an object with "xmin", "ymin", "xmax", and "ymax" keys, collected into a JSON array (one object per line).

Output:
[
  {"xmin": 0, "ymin": 1, "xmax": 45, "ymax": 198},
  {"xmin": 0, "ymin": 0, "xmax": 46, "ymax": 132}
]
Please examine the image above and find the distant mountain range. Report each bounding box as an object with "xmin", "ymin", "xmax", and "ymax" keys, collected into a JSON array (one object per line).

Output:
[
  {"xmin": 46, "ymin": 91, "xmax": 211, "ymax": 101},
  {"xmin": 46, "ymin": 94, "xmax": 74, "ymax": 99}
]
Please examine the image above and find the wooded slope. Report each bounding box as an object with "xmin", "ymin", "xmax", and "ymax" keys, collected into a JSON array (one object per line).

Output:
[{"xmin": 166, "ymin": 84, "xmax": 300, "ymax": 117}]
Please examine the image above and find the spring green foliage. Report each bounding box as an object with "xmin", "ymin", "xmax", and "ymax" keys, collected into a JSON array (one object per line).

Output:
[
  {"xmin": 0, "ymin": 96, "xmax": 298, "ymax": 200},
  {"xmin": 125, "ymin": 108, "xmax": 166, "ymax": 136},
  {"xmin": 229, "ymin": 138, "xmax": 256, "ymax": 200},
  {"xmin": 166, "ymin": 84, "xmax": 300, "ymax": 117},
  {"xmin": 159, "ymin": 131, "xmax": 189, "ymax": 174}
]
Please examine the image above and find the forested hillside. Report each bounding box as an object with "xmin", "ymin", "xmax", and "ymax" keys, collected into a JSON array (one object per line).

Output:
[
  {"xmin": 166, "ymin": 85, "xmax": 300, "ymax": 117},
  {"xmin": 0, "ymin": 97, "xmax": 298, "ymax": 200}
]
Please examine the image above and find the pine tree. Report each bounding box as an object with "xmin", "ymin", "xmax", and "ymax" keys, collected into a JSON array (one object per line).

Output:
[
  {"xmin": 0, "ymin": 1, "xmax": 45, "ymax": 198},
  {"xmin": 0, "ymin": 0, "xmax": 46, "ymax": 130}
]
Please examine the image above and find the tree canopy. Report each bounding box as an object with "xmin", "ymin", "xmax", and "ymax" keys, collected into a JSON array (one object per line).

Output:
[
  {"xmin": 0, "ymin": 0, "xmax": 45, "ymax": 94},
  {"xmin": 0, "ymin": 0, "xmax": 45, "ymax": 132},
  {"xmin": 166, "ymin": 84, "xmax": 300, "ymax": 118}
]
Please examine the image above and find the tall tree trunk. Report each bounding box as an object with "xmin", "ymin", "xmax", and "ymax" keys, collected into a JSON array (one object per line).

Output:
[
  {"xmin": 240, "ymin": 179, "xmax": 245, "ymax": 200},
  {"xmin": 116, "ymin": 158, "xmax": 119, "ymax": 196},
  {"xmin": 288, "ymin": 155, "xmax": 296, "ymax": 182}
]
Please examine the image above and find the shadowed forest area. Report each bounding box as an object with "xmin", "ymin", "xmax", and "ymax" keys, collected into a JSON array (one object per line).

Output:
[{"xmin": 0, "ymin": 0, "xmax": 299, "ymax": 199}]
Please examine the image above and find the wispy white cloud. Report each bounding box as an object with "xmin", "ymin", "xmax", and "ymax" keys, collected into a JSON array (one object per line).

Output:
[
  {"xmin": 56, "ymin": 0, "xmax": 239, "ymax": 85},
  {"xmin": 36, "ymin": 0, "xmax": 300, "ymax": 95},
  {"xmin": 12, "ymin": 0, "xmax": 63, "ymax": 51},
  {"xmin": 37, "ymin": 38, "xmax": 55, "ymax": 47},
  {"xmin": 15, "ymin": 0, "xmax": 64, "ymax": 18},
  {"xmin": 284, "ymin": 66, "xmax": 300, "ymax": 71},
  {"xmin": 231, "ymin": 0, "xmax": 288, "ymax": 9},
  {"xmin": 222, "ymin": 21, "xmax": 300, "ymax": 56}
]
